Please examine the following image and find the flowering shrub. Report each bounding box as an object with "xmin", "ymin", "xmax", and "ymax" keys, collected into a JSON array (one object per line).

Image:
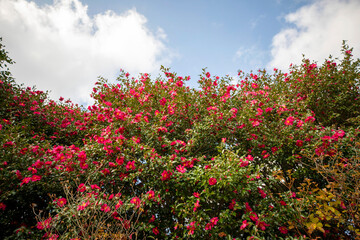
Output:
[{"xmin": 0, "ymin": 38, "xmax": 359, "ymax": 239}]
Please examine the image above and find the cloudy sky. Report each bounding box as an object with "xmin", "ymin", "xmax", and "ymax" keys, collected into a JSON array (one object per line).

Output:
[{"xmin": 1, "ymin": 0, "xmax": 359, "ymax": 105}]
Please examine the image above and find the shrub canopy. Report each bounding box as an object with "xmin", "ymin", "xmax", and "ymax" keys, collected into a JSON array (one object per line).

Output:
[{"xmin": 0, "ymin": 39, "xmax": 359, "ymax": 239}]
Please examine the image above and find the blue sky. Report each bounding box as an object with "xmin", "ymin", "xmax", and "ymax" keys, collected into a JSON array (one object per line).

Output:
[{"xmin": 1, "ymin": 0, "xmax": 360, "ymax": 104}]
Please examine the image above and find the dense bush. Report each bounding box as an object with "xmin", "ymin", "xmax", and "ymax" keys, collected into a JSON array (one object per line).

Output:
[{"xmin": 0, "ymin": 38, "xmax": 359, "ymax": 239}]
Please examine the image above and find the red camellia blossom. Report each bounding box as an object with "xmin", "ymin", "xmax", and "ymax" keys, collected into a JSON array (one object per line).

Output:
[
  {"xmin": 147, "ymin": 190, "xmax": 155, "ymax": 200},
  {"xmin": 240, "ymin": 220, "xmax": 248, "ymax": 230},
  {"xmin": 193, "ymin": 199, "xmax": 200, "ymax": 212},
  {"xmin": 77, "ymin": 183, "xmax": 86, "ymax": 192},
  {"xmin": 56, "ymin": 198, "xmax": 67, "ymax": 207},
  {"xmin": 149, "ymin": 215, "xmax": 155, "ymax": 223},
  {"xmin": 161, "ymin": 170, "xmax": 172, "ymax": 181},
  {"xmin": 130, "ymin": 197, "xmax": 141, "ymax": 208},
  {"xmin": 36, "ymin": 217, "xmax": 52, "ymax": 230},
  {"xmin": 100, "ymin": 203, "xmax": 110, "ymax": 212},
  {"xmin": 31, "ymin": 175, "xmax": 41, "ymax": 182},
  {"xmin": 152, "ymin": 227, "xmax": 159, "ymax": 235},
  {"xmin": 187, "ymin": 221, "xmax": 196, "ymax": 235},
  {"xmin": 0, "ymin": 202, "xmax": 6, "ymax": 211},
  {"xmin": 176, "ymin": 165, "xmax": 187, "ymax": 173},
  {"xmin": 257, "ymin": 221, "xmax": 270, "ymax": 231},
  {"xmin": 284, "ymin": 116, "xmax": 295, "ymax": 126},
  {"xmin": 258, "ymin": 187, "xmax": 267, "ymax": 198},
  {"xmin": 115, "ymin": 200, "xmax": 123, "ymax": 209},
  {"xmin": 205, "ymin": 217, "xmax": 219, "ymax": 230},
  {"xmin": 279, "ymin": 226, "xmax": 288, "ymax": 234},
  {"xmin": 126, "ymin": 161, "xmax": 135, "ymax": 171},
  {"xmin": 77, "ymin": 201, "xmax": 89, "ymax": 211},
  {"xmin": 208, "ymin": 177, "xmax": 217, "ymax": 185}
]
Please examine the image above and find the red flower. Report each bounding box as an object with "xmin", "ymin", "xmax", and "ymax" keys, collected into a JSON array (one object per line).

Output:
[
  {"xmin": 0, "ymin": 202, "xmax": 6, "ymax": 211},
  {"xmin": 284, "ymin": 116, "xmax": 295, "ymax": 126},
  {"xmin": 245, "ymin": 202, "xmax": 252, "ymax": 212},
  {"xmin": 249, "ymin": 212, "xmax": 258, "ymax": 222},
  {"xmin": 152, "ymin": 227, "xmax": 159, "ymax": 235},
  {"xmin": 77, "ymin": 201, "xmax": 89, "ymax": 211},
  {"xmin": 209, "ymin": 177, "xmax": 217, "ymax": 185},
  {"xmin": 147, "ymin": 190, "xmax": 155, "ymax": 200},
  {"xmin": 187, "ymin": 221, "xmax": 196, "ymax": 235},
  {"xmin": 56, "ymin": 198, "xmax": 67, "ymax": 207},
  {"xmin": 149, "ymin": 215, "xmax": 155, "ymax": 223},
  {"xmin": 245, "ymin": 155, "xmax": 254, "ymax": 161},
  {"xmin": 176, "ymin": 165, "xmax": 187, "ymax": 173},
  {"xmin": 296, "ymin": 140, "xmax": 303, "ymax": 147},
  {"xmin": 115, "ymin": 200, "xmax": 123, "ymax": 209},
  {"xmin": 210, "ymin": 217, "xmax": 219, "ymax": 225},
  {"xmin": 193, "ymin": 200, "xmax": 200, "ymax": 212},
  {"xmin": 161, "ymin": 170, "xmax": 172, "ymax": 181},
  {"xmin": 31, "ymin": 175, "xmax": 41, "ymax": 182},
  {"xmin": 279, "ymin": 226, "xmax": 288, "ymax": 234},
  {"xmin": 21, "ymin": 177, "xmax": 31, "ymax": 186},
  {"xmin": 205, "ymin": 217, "xmax": 219, "ymax": 230},
  {"xmin": 258, "ymin": 187, "xmax": 267, "ymax": 198},
  {"xmin": 126, "ymin": 161, "xmax": 135, "ymax": 171},
  {"xmin": 100, "ymin": 203, "xmax": 111, "ymax": 212},
  {"xmin": 257, "ymin": 221, "xmax": 269, "ymax": 231},
  {"xmin": 240, "ymin": 220, "xmax": 248, "ymax": 230},
  {"xmin": 130, "ymin": 197, "xmax": 141, "ymax": 208},
  {"xmin": 77, "ymin": 183, "xmax": 86, "ymax": 192}
]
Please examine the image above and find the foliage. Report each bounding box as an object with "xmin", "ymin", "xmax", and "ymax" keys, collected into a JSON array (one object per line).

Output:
[{"xmin": 0, "ymin": 37, "xmax": 359, "ymax": 239}]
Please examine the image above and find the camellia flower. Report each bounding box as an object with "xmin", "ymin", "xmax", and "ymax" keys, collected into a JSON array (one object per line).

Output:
[
  {"xmin": 20, "ymin": 177, "xmax": 31, "ymax": 186},
  {"xmin": 193, "ymin": 199, "xmax": 200, "ymax": 212},
  {"xmin": 187, "ymin": 221, "xmax": 196, "ymax": 235},
  {"xmin": 47, "ymin": 234, "xmax": 59, "ymax": 240},
  {"xmin": 36, "ymin": 217, "xmax": 52, "ymax": 230},
  {"xmin": 258, "ymin": 187, "xmax": 267, "ymax": 198},
  {"xmin": 152, "ymin": 227, "xmax": 159, "ymax": 235},
  {"xmin": 100, "ymin": 203, "xmax": 110, "ymax": 212},
  {"xmin": 284, "ymin": 116, "xmax": 295, "ymax": 126},
  {"xmin": 176, "ymin": 165, "xmax": 187, "ymax": 173},
  {"xmin": 56, "ymin": 198, "xmax": 67, "ymax": 207},
  {"xmin": 77, "ymin": 183, "xmax": 86, "ymax": 192},
  {"xmin": 149, "ymin": 215, "xmax": 156, "ymax": 223},
  {"xmin": 209, "ymin": 177, "xmax": 217, "ymax": 185},
  {"xmin": 279, "ymin": 226, "xmax": 288, "ymax": 234},
  {"xmin": 0, "ymin": 202, "xmax": 6, "ymax": 211},
  {"xmin": 126, "ymin": 161, "xmax": 135, "ymax": 171},
  {"xmin": 249, "ymin": 212, "xmax": 258, "ymax": 222},
  {"xmin": 296, "ymin": 140, "xmax": 303, "ymax": 147},
  {"xmin": 205, "ymin": 217, "xmax": 219, "ymax": 230},
  {"xmin": 210, "ymin": 217, "xmax": 219, "ymax": 225},
  {"xmin": 147, "ymin": 190, "xmax": 155, "ymax": 200},
  {"xmin": 115, "ymin": 200, "xmax": 123, "ymax": 209},
  {"xmin": 77, "ymin": 201, "xmax": 89, "ymax": 211},
  {"xmin": 161, "ymin": 170, "xmax": 172, "ymax": 181},
  {"xmin": 240, "ymin": 220, "xmax": 248, "ymax": 230},
  {"xmin": 130, "ymin": 197, "xmax": 141, "ymax": 208},
  {"xmin": 31, "ymin": 175, "xmax": 41, "ymax": 182},
  {"xmin": 257, "ymin": 221, "xmax": 270, "ymax": 231}
]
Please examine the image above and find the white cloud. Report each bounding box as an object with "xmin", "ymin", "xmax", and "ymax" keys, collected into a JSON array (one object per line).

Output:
[
  {"xmin": 234, "ymin": 45, "xmax": 268, "ymax": 72},
  {"xmin": 268, "ymin": 0, "xmax": 360, "ymax": 71},
  {"xmin": 0, "ymin": 0, "xmax": 171, "ymax": 104}
]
